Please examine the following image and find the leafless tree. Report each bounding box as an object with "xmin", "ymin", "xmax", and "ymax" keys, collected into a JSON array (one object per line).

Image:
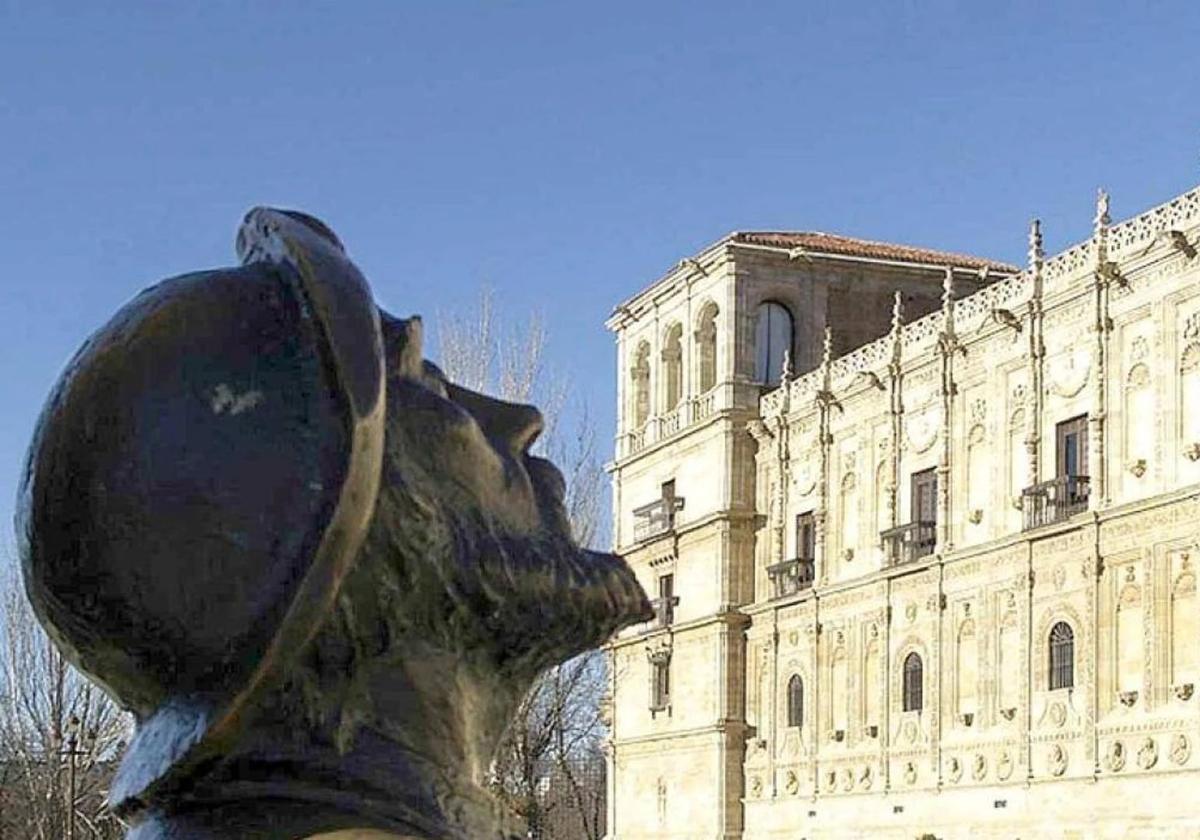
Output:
[
  {"xmin": 437, "ymin": 288, "xmax": 612, "ymax": 839},
  {"xmin": 0, "ymin": 560, "xmax": 131, "ymax": 839}
]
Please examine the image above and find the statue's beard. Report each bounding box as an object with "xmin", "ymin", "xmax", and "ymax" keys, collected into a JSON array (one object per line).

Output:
[{"xmin": 350, "ymin": 447, "xmax": 650, "ymax": 678}]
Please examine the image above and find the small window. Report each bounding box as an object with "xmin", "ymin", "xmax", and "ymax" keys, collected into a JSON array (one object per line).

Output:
[
  {"xmin": 1056, "ymin": 415, "xmax": 1089, "ymax": 478},
  {"xmin": 696, "ymin": 304, "xmax": 719, "ymax": 392},
  {"xmin": 657, "ymin": 573, "xmax": 675, "ymax": 625},
  {"xmin": 902, "ymin": 652, "xmax": 924, "ymax": 712},
  {"xmin": 1049, "ymin": 621, "xmax": 1075, "ymax": 691},
  {"xmin": 787, "ymin": 674, "xmax": 804, "ymax": 728},
  {"xmin": 631, "ymin": 342, "xmax": 652, "ymax": 428},
  {"xmin": 651, "ymin": 658, "xmax": 671, "ymax": 710},
  {"xmin": 795, "ymin": 512, "xmax": 816, "ymax": 561},
  {"xmin": 754, "ymin": 301, "xmax": 793, "ymax": 385},
  {"xmin": 663, "ymin": 324, "xmax": 683, "ymax": 411}
]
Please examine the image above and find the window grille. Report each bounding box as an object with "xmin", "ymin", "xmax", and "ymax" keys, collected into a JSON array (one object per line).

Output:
[
  {"xmin": 1049, "ymin": 621, "xmax": 1075, "ymax": 690},
  {"xmin": 902, "ymin": 652, "xmax": 924, "ymax": 712},
  {"xmin": 787, "ymin": 674, "xmax": 804, "ymax": 728}
]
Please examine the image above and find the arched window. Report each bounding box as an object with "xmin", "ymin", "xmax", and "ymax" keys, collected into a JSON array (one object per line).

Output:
[
  {"xmin": 663, "ymin": 324, "xmax": 683, "ymax": 411},
  {"xmin": 902, "ymin": 652, "xmax": 924, "ymax": 712},
  {"xmin": 754, "ymin": 301, "xmax": 793, "ymax": 385},
  {"xmin": 696, "ymin": 304, "xmax": 719, "ymax": 393},
  {"xmin": 786, "ymin": 674, "xmax": 804, "ymax": 728},
  {"xmin": 1048, "ymin": 621, "xmax": 1075, "ymax": 690},
  {"xmin": 631, "ymin": 342, "xmax": 651, "ymax": 428}
]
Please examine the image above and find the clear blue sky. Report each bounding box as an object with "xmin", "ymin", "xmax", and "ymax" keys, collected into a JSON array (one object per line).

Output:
[{"xmin": 3, "ymin": 2, "xmax": 1199, "ymax": 557}]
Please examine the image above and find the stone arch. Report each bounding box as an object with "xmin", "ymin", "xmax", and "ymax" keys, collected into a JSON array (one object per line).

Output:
[
  {"xmin": 839, "ymin": 471, "xmax": 858, "ymax": 564},
  {"xmin": 694, "ymin": 301, "xmax": 719, "ymax": 393},
  {"xmin": 1123, "ymin": 362, "xmax": 1153, "ymax": 476},
  {"xmin": 830, "ymin": 642, "xmax": 849, "ymax": 733},
  {"xmin": 754, "ymin": 300, "xmax": 794, "ymax": 385},
  {"xmin": 631, "ymin": 340, "xmax": 651, "ymax": 428},
  {"xmin": 1180, "ymin": 342, "xmax": 1200, "ymax": 453},
  {"xmin": 661, "ymin": 322, "xmax": 684, "ymax": 412},
  {"xmin": 1172, "ymin": 553, "xmax": 1198, "ymax": 689},
  {"xmin": 956, "ymin": 618, "xmax": 978, "ymax": 716}
]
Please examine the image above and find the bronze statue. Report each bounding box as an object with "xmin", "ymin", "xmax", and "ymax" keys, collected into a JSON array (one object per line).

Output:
[{"xmin": 16, "ymin": 208, "xmax": 651, "ymax": 839}]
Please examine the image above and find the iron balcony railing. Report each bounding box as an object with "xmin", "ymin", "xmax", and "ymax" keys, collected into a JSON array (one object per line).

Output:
[
  {"xmin": 632, "ymin": 496, "xmax": 684, "ymax": 543},
  {"xmin": 880, "ymin": 520, "xmax": 936, "ymax": 566},
  {"xmin": 766, "ymin": 557, "xmax": 815, "ymax": 599},
  {"xmin": 1021, "ymin": 475, "xmax": 1089, "ymax": 530}
]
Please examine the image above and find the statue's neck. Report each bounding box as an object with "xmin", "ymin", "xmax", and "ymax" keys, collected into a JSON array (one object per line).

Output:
[{"xmin": 126, "ymin": 649, "xmax": 528, "ymax": 840}]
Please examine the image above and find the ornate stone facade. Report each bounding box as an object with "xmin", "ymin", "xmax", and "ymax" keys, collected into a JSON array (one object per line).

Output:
[{"xmin": 607, "ymin": 184, "xmax": 1200, "ymax": 838}]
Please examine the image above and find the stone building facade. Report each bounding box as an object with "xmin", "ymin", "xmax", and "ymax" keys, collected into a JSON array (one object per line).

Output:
[{"xmin": 605, "ymin": 184, "xmax": 1200, "ymax": 838}]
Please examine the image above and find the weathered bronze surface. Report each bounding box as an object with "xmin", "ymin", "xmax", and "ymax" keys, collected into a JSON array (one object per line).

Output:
[{"xmin": 17, "ymin": 209, "xmax": 651, "ymax": 839}]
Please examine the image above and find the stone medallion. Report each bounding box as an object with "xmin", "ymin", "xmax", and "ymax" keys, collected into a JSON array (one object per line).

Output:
[
  {"xmin": 1048, "ymin": 743, "xmax": 1067, "ymax": 777},
  {"xmin": 1138, "ymin": 738, "xmax": 1158, "ymax": 770},
  {"xmin": 972, "ymin": 753, "xmax": 987, "ymax": 781},
  {"xmin": 996, "ymin": 750, "xmax": 1013, "ymax": 781},
  {"xmin": 1170, "ymin": 734, "xmax": 1190, "ymax": 766},
  {"xmin": 1106, "ymin": 740, "xmax": 1126, "ymax": 772}
]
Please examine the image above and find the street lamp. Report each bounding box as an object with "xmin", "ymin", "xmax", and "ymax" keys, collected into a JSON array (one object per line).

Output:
[{"xmin": 62, "ymin": 715, "xmax": 97, "ymax": 840}]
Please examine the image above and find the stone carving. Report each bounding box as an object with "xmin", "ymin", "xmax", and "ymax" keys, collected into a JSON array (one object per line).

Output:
[
  {"xmin": 946, "ymin": 756, "xmax": 962, "ymax": 783},
  {"xmin": 784, "ymin": 770, "xmax": 800, "ymax": 795},
  {"xmin": 16, "ymin": 210, "xmax": 651, "ymax": 840},
  {"xmin": 1106, "ymin": 740, "xmax": 1127, "ymax": 772},
  {"xmin": 749, "ymin": 775, "xmax": 763, "ymax": 798},
  {"xmin": 1047, "ymin": 348, "xmax": 1092, "ymax": 398},
  {"xmin": 1048, "ymin": 743, "xmax": 1068, "ymax": 777},
  {"xmin": 996, "ymin": 751, "xmax": 1014, "ymax": 781},
  {"xmin": 972, "ymin": 753, "xmax": 987, "ymax": 782},
  {"xmin": 1138, "ymin": 738, "xmax": 1159, "ymax": 770},
  {"xmin": 1171, "ymin": 734, "xmax": 1190, "ymax": 766},
  {"xmin": 904, "ymin": 762, "xmax": 918, "ymax": 785},
  {"xmin": 859, "ymin": 764, "xmax": 873, "ymax": 790}
]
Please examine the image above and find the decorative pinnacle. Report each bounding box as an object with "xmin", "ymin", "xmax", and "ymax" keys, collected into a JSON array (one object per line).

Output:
[
  {"xmin": 1028, "ymin": 219, "xmax": 1044, "ymax": 271},
  {"xmin": 942, "ymin": 267, "xmax": 954, "ymax": 310},
  {"xmin": 1094, "ymin": 189, "xmax": 1111, "ymax": 236},
  {"xmin": 822, "ymin": 326, "xmax": 833, "ymax": 367},
  {"xmin": 891, "ymin": 290, "xmax": 903, "ymax": 333},
  {"xmin": 781, "ymin": 349, "xmax": 794, "ymax": 382}
]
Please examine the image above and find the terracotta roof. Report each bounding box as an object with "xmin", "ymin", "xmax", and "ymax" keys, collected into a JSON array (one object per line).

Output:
[{"xmin": 732, "ymin": 231, "xmax": 1018, "ymax": 273}]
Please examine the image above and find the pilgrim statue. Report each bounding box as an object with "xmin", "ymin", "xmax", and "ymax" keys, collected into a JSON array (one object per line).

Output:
[{"xmin": 16, "ymin": 208, "xmax": 651, "ymax": 838}]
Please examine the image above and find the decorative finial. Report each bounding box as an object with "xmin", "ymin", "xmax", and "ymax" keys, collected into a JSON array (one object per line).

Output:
[
  {"xmin": 822, "ymin": 326, "xmax": 833, "ymax": 367},
  {"xmin": 891, "ymin": 290, "xmax": 903, "ymax": 333},
  {"xmin": 1094, "ymin": 189, "xmax": 1111, "ymax": 236},
  {"xmin": 942, "ymin": 267, "xmax": 954, "ymax": 310},
  {"xmin": 1028, "ymin": 219, "xmax": 1044, "ymax": 272},
  {"xmin": 782, "ymin": 349, "xmax": 794, "ymax": 382}
]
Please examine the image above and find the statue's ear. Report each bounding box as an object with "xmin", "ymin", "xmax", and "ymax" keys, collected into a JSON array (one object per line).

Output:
[{"xmin": 18, "ymin": 231, "xmax": 385, "ymax": 808}]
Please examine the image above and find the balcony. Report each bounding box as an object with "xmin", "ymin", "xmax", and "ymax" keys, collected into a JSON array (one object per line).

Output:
[
  {"xmin": 766, "ymin": 558, "xmax": 815, "ymax": 599},
  {"xmin": 1021, "ymin": 475, "xmax": 1089, "ymax": 530},
  {"xmin": 632, "ymin": 495, "xmax": 684, "ymax": 543},
  {"xmin": 880, "ymin": 521, "xmax": 936, "ymax": 565}
]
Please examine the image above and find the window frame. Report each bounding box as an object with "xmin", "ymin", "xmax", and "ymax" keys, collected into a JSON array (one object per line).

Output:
[
  {"xmin": 902, "ymin": 652, "xmax": 924, "ymax": 712},
  {"xmin": 786, "ymin": 674, "xmax": 804, "ymax": 728},
  {"xmin": 753, "ymin": 301, "xmax": 794, "ymax": 386},
  {"xmin": 1048, "ymin": 621, "xmax": 1075, "ymax": 691}
]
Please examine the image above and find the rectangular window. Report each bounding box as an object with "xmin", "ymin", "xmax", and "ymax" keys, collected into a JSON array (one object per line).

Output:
[
  {"xmin": 1056, "ymin": 415, "xmax": 1089, "ymax": 478},
  {"xmin": 657, "ymin": 574, "xmax": 675, "ymax": 625},
  {"xmin": 795, "ymin": 512, "xmax": 815, "ymax": 561},
  {"xmin": 651, "ymin": 659, "xmax": 671, "ymax": 710},
  {"xmin": 911, "ymin": 468, "xmax": 938, "ymax": 525}
]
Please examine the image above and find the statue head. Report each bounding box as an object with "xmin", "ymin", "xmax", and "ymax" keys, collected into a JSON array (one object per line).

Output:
[{"xmin": 17, "ymin": 208, "xmax": 650, "ymax": 838}]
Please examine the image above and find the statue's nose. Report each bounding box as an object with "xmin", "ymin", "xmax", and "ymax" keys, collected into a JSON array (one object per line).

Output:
[{"xmin": 446, "ymin": 384, "xmax": 544, "ymax": 455}]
